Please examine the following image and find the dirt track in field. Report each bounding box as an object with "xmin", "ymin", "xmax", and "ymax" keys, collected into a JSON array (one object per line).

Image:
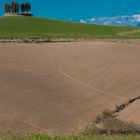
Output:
[{"xmin": 0, "ymin": 40, "xmax": 140, "ymax": 135}]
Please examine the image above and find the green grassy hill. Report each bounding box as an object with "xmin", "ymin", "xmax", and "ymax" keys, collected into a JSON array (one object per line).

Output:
[{"xmin": 0, "ymin": 16, "xmax": 140, "ymax": 39}]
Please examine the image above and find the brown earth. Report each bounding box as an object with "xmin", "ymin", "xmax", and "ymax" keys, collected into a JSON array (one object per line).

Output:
[
  {"xmin": 0, "ymin": 40, "xmax": 140, "ymax": 135},
  {"xmin": 117, "ymin": 100, "xmax": 140, "ymax": 125}
]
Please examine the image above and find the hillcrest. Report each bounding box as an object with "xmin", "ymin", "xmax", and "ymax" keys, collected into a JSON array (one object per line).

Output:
[{"xmin": 4, "ymin": 1, "xmax": 33, "ymax": 16}]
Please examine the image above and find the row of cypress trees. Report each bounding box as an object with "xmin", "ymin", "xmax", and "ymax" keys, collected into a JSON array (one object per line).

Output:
[{"xmin": 4, "ymin": 1, "xmax": 31, "ymax": 14}]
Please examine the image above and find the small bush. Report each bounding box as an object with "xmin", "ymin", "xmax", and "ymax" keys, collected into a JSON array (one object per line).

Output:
[
  {"xmin": 115, "ymin": 105, "xmax": 120, "ymax": 112},
  {"xmin": 82, "ymin": 123, "xmax": 101, "ymax": 136},
  {"xmin": 94, "ymin": 115, "xmax": 101, "ymax": 123},
  {"xmin": 102, "ymin": 109, "xmax": 112, "ymax": 119}
]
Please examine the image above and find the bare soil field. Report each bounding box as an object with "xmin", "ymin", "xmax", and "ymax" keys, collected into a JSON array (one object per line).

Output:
[
  {"xmin": 0, "ymin": 40, "xmax": 140, "ymax": 135},
  {"xmin": 117, "ymin": 100, "xmax": 140, "ymax": 125}
]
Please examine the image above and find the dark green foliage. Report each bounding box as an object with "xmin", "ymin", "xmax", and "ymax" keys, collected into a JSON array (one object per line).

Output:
[
  {"xmin": 20, "ymin": 2, "xmax": 31, "ymax": 13},
  {"xmin": 11, "ymin": 1, "xmax": 19, "ymax": 13},
  {"xmin": 4, "ymin": 1, "xmax": 31, "ymax": 14},
  {"xmin": 4, "ymin": 4, "xmax": 11, "ymax": 13},
  {"xmin": 20, "ymin": 3, "xmax": 26, "ymax": 13},
  {"xmin": 25, "ymin": 2, "xmax": 31, "ymax": 12}
]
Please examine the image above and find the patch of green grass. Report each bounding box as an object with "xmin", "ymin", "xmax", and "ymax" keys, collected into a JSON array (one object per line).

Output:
[
  {"xmin": 0, "ymin": 16, "xmax": 140, "ymax": 39},
  {"xmin": 0, "ymin": 132, "xmax": 140, "ymax": 140}
]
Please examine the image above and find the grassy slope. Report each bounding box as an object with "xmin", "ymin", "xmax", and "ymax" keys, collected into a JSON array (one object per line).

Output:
[{"xmin": 0, "ymin": 16, "xmax": 140, "ymax": 38}]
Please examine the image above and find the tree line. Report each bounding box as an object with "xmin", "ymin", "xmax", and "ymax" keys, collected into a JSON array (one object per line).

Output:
[{"xmin": 4, "ymin": 1, "xmax": 31, "ymax": 14}]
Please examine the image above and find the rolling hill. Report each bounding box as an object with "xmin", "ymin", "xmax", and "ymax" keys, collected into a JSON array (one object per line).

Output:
[
  {"xmin": 0, "ymin": 16, "xmax": 140, "ymax": 135},
  {"xmin": 0, "ymin": 16, "xmax": 140, "ymax": 38},
  {"xmin": 0, "ymin": 40, "xmax": 140, "ymax": 134}
]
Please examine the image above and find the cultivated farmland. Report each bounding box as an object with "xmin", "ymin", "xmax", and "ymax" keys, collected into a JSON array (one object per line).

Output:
[{"xmin": 0, "ymin": 40, "xmax": 140, "ymax": 135}]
